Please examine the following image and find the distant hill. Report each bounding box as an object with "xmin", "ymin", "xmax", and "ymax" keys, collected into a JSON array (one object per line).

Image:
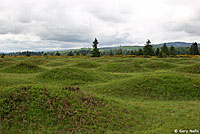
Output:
[
  {"xmin": 54, "ymin": 42, "xmax": 198, "ymax": 54},
  {"xmin": 3, "ymin": 42, "xmax": 198, "ymax": 55},
  {"xmin": 154, "ymin": 42, "xmax": 193, "ymax": 48},
  {"xmin": 100, "ymin": 46, "xmax": 143, "ymax": 51},
  {"xmin": 97, "ymin": 42, "xmax": 197, "ymax": 51}
]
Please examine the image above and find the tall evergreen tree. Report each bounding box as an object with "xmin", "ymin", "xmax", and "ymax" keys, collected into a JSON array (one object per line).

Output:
[
  {"xmin": 155, "ymin": 48, "xmax": 160, "ymax": 56},
  {"xmin": 55, "ymin": 51, "xmax": 61, "ymax": 56},
  {"xmin": 91, "ymin": 38, "xmax": 100, "ymax": 57},
  {"xmin": 134, "ymin": 50, "xmax": 139, "ymax": 56},
  {"xmin": 161, "ymin": 43, "xmax": 169, "ymax": 56},
  {"xmin": 75, "ymin": 51, "xmax": 80, "ymax": 56},
  {"xmin": 130, "ymin": 50, "xmax": 135, "ymax": 55},
  {"xmin": 26, "ymin": 51, "xmax": 31, "ymax": 57},
  {"xmin": 125, "ymin": 51, "xmax": 130, "ymax": 55},
  {"xmin": 43, "ymin": 53, "xmax": 48, "ymax": 56},
  {"xmin": 143, "ymin": 39, "xmax": 154, "ymax": 56},
  {"xmin": 117, "ymin": 49, "xmax": 123, "ymax": 55},
  {"xmin": 138, "ymin": 48, "xmax": 143, "ymax": 56},
  {"xmin": 190, "ymin": 42, "xmax": 199, "ymax": 55},
  {"xmin": 169, "ymin": 45, "xmax": 176, "ymax": 56},
  {"xmin": 109, "ymin": 50, "xmax": 113, "ymax": 56},
  {"xmin": 1, "ymin": 53, "xmax": 5, "ymax": 58},
  {"xmin": 67, "ymin": 51, "xmax": 74, "ymax": 56},
  {"xmin": 158, "ymin": 51, "xmax": 167, "ymax": 58}
]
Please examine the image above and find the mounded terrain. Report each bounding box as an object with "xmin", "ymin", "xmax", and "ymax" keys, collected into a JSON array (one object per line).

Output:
[{"xmin": 0, "ymin": 56, "xmax": 200, "ymax": 134}]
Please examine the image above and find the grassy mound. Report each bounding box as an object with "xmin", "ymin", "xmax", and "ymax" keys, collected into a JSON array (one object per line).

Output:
[
  {"xmin": 88, "ymin": 74, "xmax": 200, "ymax": 100},
  {"xmin": 1, "ymin": 57, "xmax": 200, "ymax": 133},
  {"xmin": 0, "ymin": 86, "xmax": 136, "ymax": 133},
  {"xmin": 175, "ymin": 64, "xmax": 200, "ymax": 74},
  {"xmin": 142, "ymin": 61, "xmax": 177, "ymax": 70},
  {"xmin": 38, "ymin": 67, "xmax": 118, "ymax": 85},
  {"xmin": 72, "ymin": 61, "xmax": 100, "ymax": 68},
  {"xmin": 152, "ymin": 58, "xmax": 180, "ymax": 63},
  {"xmin": 0, "ymin": 60, "xmax": 15, "ymax": 68},
  {"xmin": 44, "ymin": 61, "xmax": 67, "ymax": 67},
  {"xmin": 0, "ymin": 62, "xmax": 45, "ymax": 74},
  {"xmin": 0, "ymin": 61, "xmax": 10, "ymax": 68},
  {"xmin": 25, "ymin": 59, "xmax": 49, "ymax": 65},
  {"xmin": 98, "ymin": 61, "xmax": 147, "ymax": 73},
  {"xmin": 0, "ymin": 57, "xmax": 16, "ymax": 62}
]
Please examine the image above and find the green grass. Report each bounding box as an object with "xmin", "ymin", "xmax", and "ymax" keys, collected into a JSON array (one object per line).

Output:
[
  {"xmin": 85, "ymin": 73, "xmax": 200, "ymax": 100},
  {"xmin": 0, "ymin": 56, "xmax": 200, "ymax": 133},
  {"xmin": 0, "ymin": 62, "xmax": 45, "ymax": 74},
  {"xmin": 43, "ymin": 61, "xmax": 67, "ymax": 67},
  {"xmin": 142, "ymin": 60, "xmax": 177, "ymax": 70},
  {"xmin": 72, "ymin": 61, "xmax": 100, "ymax": 68},
  {"xmin": 37, "ymin": 66, "xmax": 123, "ymax": 85},
  {"xmin": 98, "ymin": 60, "xmax": 147, "ymax": 73},
  {"xmin": 0, "ymin": 86, "xmax": 139, "ymax": 133},
  {"xmin": 175, "ymin": 64, "xmax": 200, "ymax": 74},
  {"xmin": 0, "ymin": 58, "xmax": 16, "ymax": 68}
]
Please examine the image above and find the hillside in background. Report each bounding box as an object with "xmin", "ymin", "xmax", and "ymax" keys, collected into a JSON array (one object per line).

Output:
[
  {"xmin": 155, "ymin": 42, "xmax": 193, "ymax": 47},
  {"xmin": 2, "ymin": 41, "xmax": 199, "ymax": 56},
  {"xmin": 61, "ymin": 42, "xmax": 197, "ymax": 53},
  {"xmin": 101, "ymin": 42, "xmax": 197, "ymax": 50}
]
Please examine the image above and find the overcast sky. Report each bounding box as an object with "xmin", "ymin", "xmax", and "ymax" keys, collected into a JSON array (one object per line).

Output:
[{"xmin": 0, "ymin": 0, "xmax": 200, "ymax": 52}]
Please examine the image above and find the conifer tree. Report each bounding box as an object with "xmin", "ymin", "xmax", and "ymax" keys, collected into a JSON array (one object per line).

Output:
[
  {"xmin": 155, "ymin": 48, "xmax": 160, "ymax": 56},
  {"xmin": 75, "ymin": 51, "xmax": 80, "ymax": 56},
  {"xmin": 55, "ymin": 51, "xmax": 61, "ymax": 56},
  {"xmin": 190, "ymin": 42, "xmax": 199, "ymax": 55},
  {"xmin": 26, "ymin": 51, "xmax": 31, "ymax": 57},
  {"xmin": 161, "ymin": 43, "xmax": 169, "ymax": 56},
  {"xmin": 138, "ymin": 48, "xmax": 143, "ymax": 56},
  {"xmin": 117, "ymin": 49, "xmax": 123, "ymax": 55},
  {"xmin": 130, "ymin": 50, "xmax": 134, "ymax": 55},
  {"xmin": 109, "ymin": 50, "xmax": 113, "ymax": 56},
  {"xmin": 67, "ymin": 51, "xmax": 74, "ymax": 56},
  {"xmin": 1, "ymin": 53, "xmax": 5, "ymax": 58},
  {"xmin": 169, "ymin": 45, "xmax": 176, "ymax": 56},
  {"xmin": 91, "ymin": 38, "xmax": 100, "ymax": 57},
  {"xmin": 43, "ymin": 53, "xmax": 48, "ymax": 56},
  {"xmin": 143, "ymin": 39, "xmax": 154, "ymax": 56},
  {"xmin": 158, "ymin": 51, "xmax": 167, "ymax": 58}
]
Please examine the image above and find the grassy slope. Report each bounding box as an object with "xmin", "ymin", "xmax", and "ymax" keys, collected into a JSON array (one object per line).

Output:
[
  {"xmin": 0, "ymin": 57, "xmax": 200, "ymax": 133},
  {"xmin": 0, "ymin": 62, "xmax": 45, "ymax": 74}
]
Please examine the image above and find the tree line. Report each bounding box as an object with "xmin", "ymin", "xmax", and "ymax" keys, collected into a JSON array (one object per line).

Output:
[
  {"xmin": 91, "ymin": 38, "xmax": 199, "ymax": 57},
  {"xmin": 0, "ymin": 38, "xmax": 199, "ymax": 58}
]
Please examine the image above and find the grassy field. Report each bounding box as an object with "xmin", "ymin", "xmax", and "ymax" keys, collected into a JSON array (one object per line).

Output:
[{"xmin": 0, "ymin": 56, "xmax": 200, "ymax": 134}]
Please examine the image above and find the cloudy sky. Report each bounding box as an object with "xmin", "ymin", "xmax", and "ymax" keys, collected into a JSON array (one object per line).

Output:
[{"xmin": 0, "ymin": 0, "xmax": 200, "ymax": 52}]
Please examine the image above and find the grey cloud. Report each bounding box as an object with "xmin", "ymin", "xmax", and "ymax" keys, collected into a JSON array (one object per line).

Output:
[
  {"xmin": 0, "ymin": 0, "xmax": 200, "ymax": 52},
  {"xmin": 166, "ymin": 11, "xmax": 200, "ymax": 36},
  {"xmin": 90, "ymin": 10, "xmax": 124, "ymax": 24},
  {"xmin": 43, "ymin": 34, "xmax": 91, "ymax": 43},
  {"xmin": 0, "ymin": 17, "xmax": 26, "ymax": 34},
  {"xmin": 100, "ymin": 32, "xmax": 133, "ymax": 45},
  {"xmin": 173, "ymin": 22, "xmax": 200, "ymax": 36},
  {"xmin": 0, "ymin": 39, "xmax": 88, "ymax": 52}
]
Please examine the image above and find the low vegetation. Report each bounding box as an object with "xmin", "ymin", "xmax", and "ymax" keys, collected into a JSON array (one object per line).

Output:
[
  {"xmin": 0, "ymin": 56, "xmax": 200, "ymax": 133},
  {"xmin": 0, "ymin": 62, "xmax": 45, "ymax": 74}
]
